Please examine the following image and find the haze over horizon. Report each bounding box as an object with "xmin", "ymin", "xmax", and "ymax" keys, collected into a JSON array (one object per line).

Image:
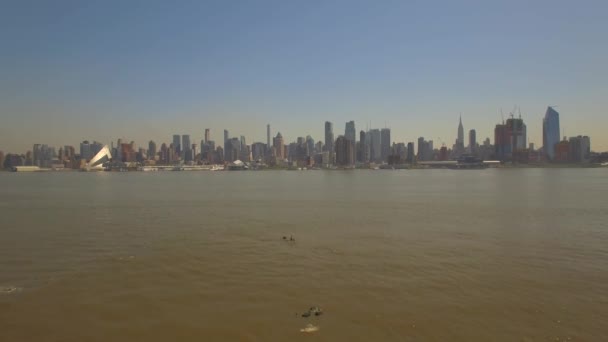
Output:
[{"xmin": 1, "ymin": 0, "xmax": 607, "ymax": 153}]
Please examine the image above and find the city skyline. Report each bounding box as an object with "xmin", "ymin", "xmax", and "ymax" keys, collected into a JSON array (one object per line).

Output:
[
  {"xmin": 1, "ymin": 1, "xmax": 608, "ymax": 152},
  {"xmin": 0, "ymin": 107, "xmax": 599, "ymax": 157}
]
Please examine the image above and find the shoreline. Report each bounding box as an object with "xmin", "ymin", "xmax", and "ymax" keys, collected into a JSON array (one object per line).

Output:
[{"xmin": 2, "ymin": 163, "xmax": 606, "ymax": 172}]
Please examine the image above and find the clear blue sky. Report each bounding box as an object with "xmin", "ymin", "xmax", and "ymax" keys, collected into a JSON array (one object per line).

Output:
[{"xmin": 1, "ymin": 0, "xmax": 607, "ymax": 153}]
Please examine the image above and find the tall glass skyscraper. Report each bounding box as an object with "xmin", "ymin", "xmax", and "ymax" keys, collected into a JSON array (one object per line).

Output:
[
  {"xmin": 380, "ymin": 128, "xmax": 391, "ymax": 162},
  {"xmin": 324, "ymin": 122, "xmax": 334, "ymax": 162},
  {"xmin": 172, "ymin": 135, "xmax": 181, "ymax": 154},
  {"xmin": 345, "ymin": 121, "xmax": 356, "ymax": 143},
  {"xmin": 543, "ymin": 106, "xmax": 560, "ymax": 161}
]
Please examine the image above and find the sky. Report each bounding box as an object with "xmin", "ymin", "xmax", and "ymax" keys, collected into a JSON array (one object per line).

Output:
[{"xmin": 1, "ymin": 0, "xmax": 607, "ymax": 153}]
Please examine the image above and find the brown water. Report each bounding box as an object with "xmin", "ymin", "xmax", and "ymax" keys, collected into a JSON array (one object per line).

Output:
[{"xmin": 1, "ymin": 169, "xmax": 607, "ymax": 341}]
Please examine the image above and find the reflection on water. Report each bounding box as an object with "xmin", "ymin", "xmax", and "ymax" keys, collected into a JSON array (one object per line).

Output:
[{"xmin": 0, "ymin": 169, "xmax": 607, "ymax": 341}]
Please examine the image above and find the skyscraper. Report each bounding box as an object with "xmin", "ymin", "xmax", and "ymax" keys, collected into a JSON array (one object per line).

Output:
[
  {"xmin": 225, "ymin": 137, "xmax": 240, "ymax": 162},
  {"xmin": 148, "ymin": 140, "xmax": 157, "ymax": 160},
  {"xmin": 182, "ymin": 135, "xmax": 191, "ymax": 159},
  {"xmin": 568, "ymin": 135, "xmax": 591, "ymax": 163},
  {"xmin": 345, "ymin": 121, "xmax": 356, "ymax": 142},
  {"xmin": 380, "ymin": 128, "xmax": 391, "ymax": 163},
  {"xmin": 335, "ymin": 135, "xmax": 354, "ymax": 167},
  {"xmin": 469, "ymin": 129, "xmax": 477, "ymax": 154},
  {"xmin": 543, "ymin": 106, "xmax": 560, "ymax": 161},
  {"xmin": 172, "ymin": 135, "xmax": 181, "ymax": 156},
  {"xmin": 345, "ymin": 121, "xmax": 356, "ymax": 163},
  {"xmin": 80, "ymin": 141, "xmax": 92, "ymax": 161},
  {"xmin": 273, "ymin": 132, "xmax": 284, "ymax": 159},
  {"xmin": 33, "ymin": 144, "xmax": 41, "ymax": 166},
  {"xmin": 224, "ymin": 129, "xmax": 229, "ymax": 144},
  {"xmin": 266, "ymin": 124, "xmax": 271, "ymax": 148},
  {"xmin": 324, "ymin": 122, "xmax": 334, "ymax": 163},
  {"xmin": 369, "ymin": 129, "xmax": 381, "ymax": 163},
  {"xmin": 204, "ymin": 129, "xmax": 210, "ymax": 144},
  {"xmin": 506, "ymin": 117, "xmax": 527, "ymax": 152},
  {"xmin": 457, "ymin": 115, "xmax": 464, "ymax": 146},
  {"xmin": 494, "ymin": 124, "xmax": 510, "ymax": 161},
  {"xmin": 306, "ymin": 135, "xmax": 315, "ymax": 156},
  {"xmin": 251, "ymin": 142, "xmax": 266, "ymax": 161},
  {"xmin": 359, "ymin": 130, "xmax": 369, "ymax": 163},
  {"xmin": 407, "ymin": 142, "xmax": 415, "ymax": 163}
]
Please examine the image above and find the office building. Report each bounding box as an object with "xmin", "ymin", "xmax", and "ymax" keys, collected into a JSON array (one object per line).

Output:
[
  {"xmin": 369, "ymin": 129, "xmax": 381, "ymax": 163},
  {"xmin": 407, "ymin": 142, "xmax": 415, "ymax": 163},
  {"xmin": 251, "ymin": 142, "xmax": 266, "ymax": 161},
  {"xmin": 80, "ymin": 141, "xmax": 92, "ymax": 161},
  {"xmin": 204, "ymin": 129, "xmax": 210, "ymax": 144},
  {"xmin": 335, "ymin": 135, "xmax": 354, "ymax": 166},
  {"xmin": 148, "ymin": 141, "xmax": 157, "ymax": 160},
  {"xmin": 172, "ymin": 135, "xmax": 181, "ymax": 156},
  {"xmin": 543, "ymin": 106, "xmax": 560, "ymax": 161},
  {"xmin": 569, "ymin": 135, "xmax": 591, "ymax": 163},
  {"xmin": 273, "ymin": 132, "xmax": 285, "ymax": 159},
  {"xmin": 182, "ymin": 135, "xmax": 191, "ymax": 159},
  {"xmin": 359, "ymin": 130, "xmax": 369, "ymax": 163},
  {"xmin": 469, "ymin": 129, "xmax": 477, "ymax": 155},
  {"xmin": 380, "ymin": 128, "xmax": 391, "ymax": 162},
  {"xmin": 324, "ymin": 121, "xmax": 334, "ymax": 163}
]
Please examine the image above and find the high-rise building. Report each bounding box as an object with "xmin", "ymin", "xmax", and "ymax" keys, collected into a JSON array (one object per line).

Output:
[
  {"xmin": 160, "ymin": 143, "xmax": 168, "ymax": 163},
  {"xmin": 172, "ymin": 135, "xmax": 181, "ymax": 156},
  {"xmin": 80, "ymin": 141, "xmax": 92, "ymax": 161},
  {"xmin": 494, "ymin": 124, "xmax": 509, "ymax": 160},
  {"xmin": 345, "ymin": 121, "xmax": 356, "ymax": 141},
  {"xmin": 380, "ymin": 128, "xmax": 391, "ymax": 163},
  {"xmin": 148, "ymin": 140, "xmax": 157, "ymax": 160},
  {"xmin": 345, "ymin": 121, "xmax": 356, "ymax": 157},
  {"xmin": 568, "ymin": 135, "xmax": 591, "ymax": 163},
  {"xmin": 417, "ymin": 137, "xmax": 433, "ymax": 161},
  {"xmin": 369, "ymin": 129, "xmax": 381, "ymax": 163},
  {"xmin": 315, "ymin": 141, "xmax": 323, "ymax": 152},
  {"xmin": 0, "ymin": 151, "xmax": 4, "ymax": 168},
  {"xmin": 439, "ymin": 146, "xmax": 449, "ymax": 161},
  {"xmin": 458, "ymin": 115, "xmax": 464, "ymax": 147},
  {"xmin": 239, "ymin": 136, "xmax": 249, "ymax": 161},
  {"xmin": 191, "ymin": 144, "xmax": 197, "ymax": 161},
  {"xmin": 469, "ymin": 129, "xmax": 477, "ymax": 154},
  {"xmin": 120, "ymin": 143, "xmax": 136, "ymax": 162},
  {"xmin": 273, "ymin": 132, "xmax": 284, "ymax": 159},
  {"xmin": 359, "ymin": 130, "xmax": 369, "ymax": 163},
  {"xmin": 182, "ymin": 135, "xmax": 191, "ymax": 159},
  {"xmin": 335, "ymin": 135, "xmax": 354, "ymax": 166},
  {"xmin": 305, "ymin": 136, "xmax": 314, "ymax": 156},
  {"xmin": 204, "ymin": 129, "xmax": 210, "ymax": 144},
  {"xmin": 224, "ymin": 130, "xmax": 229, "ymax": 144},
  {"xmin": 33, "ymin": 144, "xmax": 42, "ymax": 166},
  {"xmin": 266, "ymin": 124, "xmax": 271, "ymax": 148},
  {"xmin": 506, "ymin": 117, "xmax": 527, "ymax": 152},
  {"xmin": 224, "ymin": 137, "xmax": 240, "ymax": 162},
  {"xmin": 407, "ymin": 142, "xmax": 415, "ymax": 163},
  {"xmin": 543, "ymin": 106, "xmax": 560, "ymax": 161},
  {"xmin": 452, "ymin": 115, "xmax": 465, "ymax": 157},
  {"xmin": 324, "ymin": 121, "xmax": 334, "ymax": 163},
  {"xmin": 251, "ymin": 142, "xmax": 266, "ymax": 161}
]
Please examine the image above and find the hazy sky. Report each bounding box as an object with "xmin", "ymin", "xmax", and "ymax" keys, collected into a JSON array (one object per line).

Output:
[{"xmin": 1, "ymin": 0, "xmax": 607, "ymax": 153}]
